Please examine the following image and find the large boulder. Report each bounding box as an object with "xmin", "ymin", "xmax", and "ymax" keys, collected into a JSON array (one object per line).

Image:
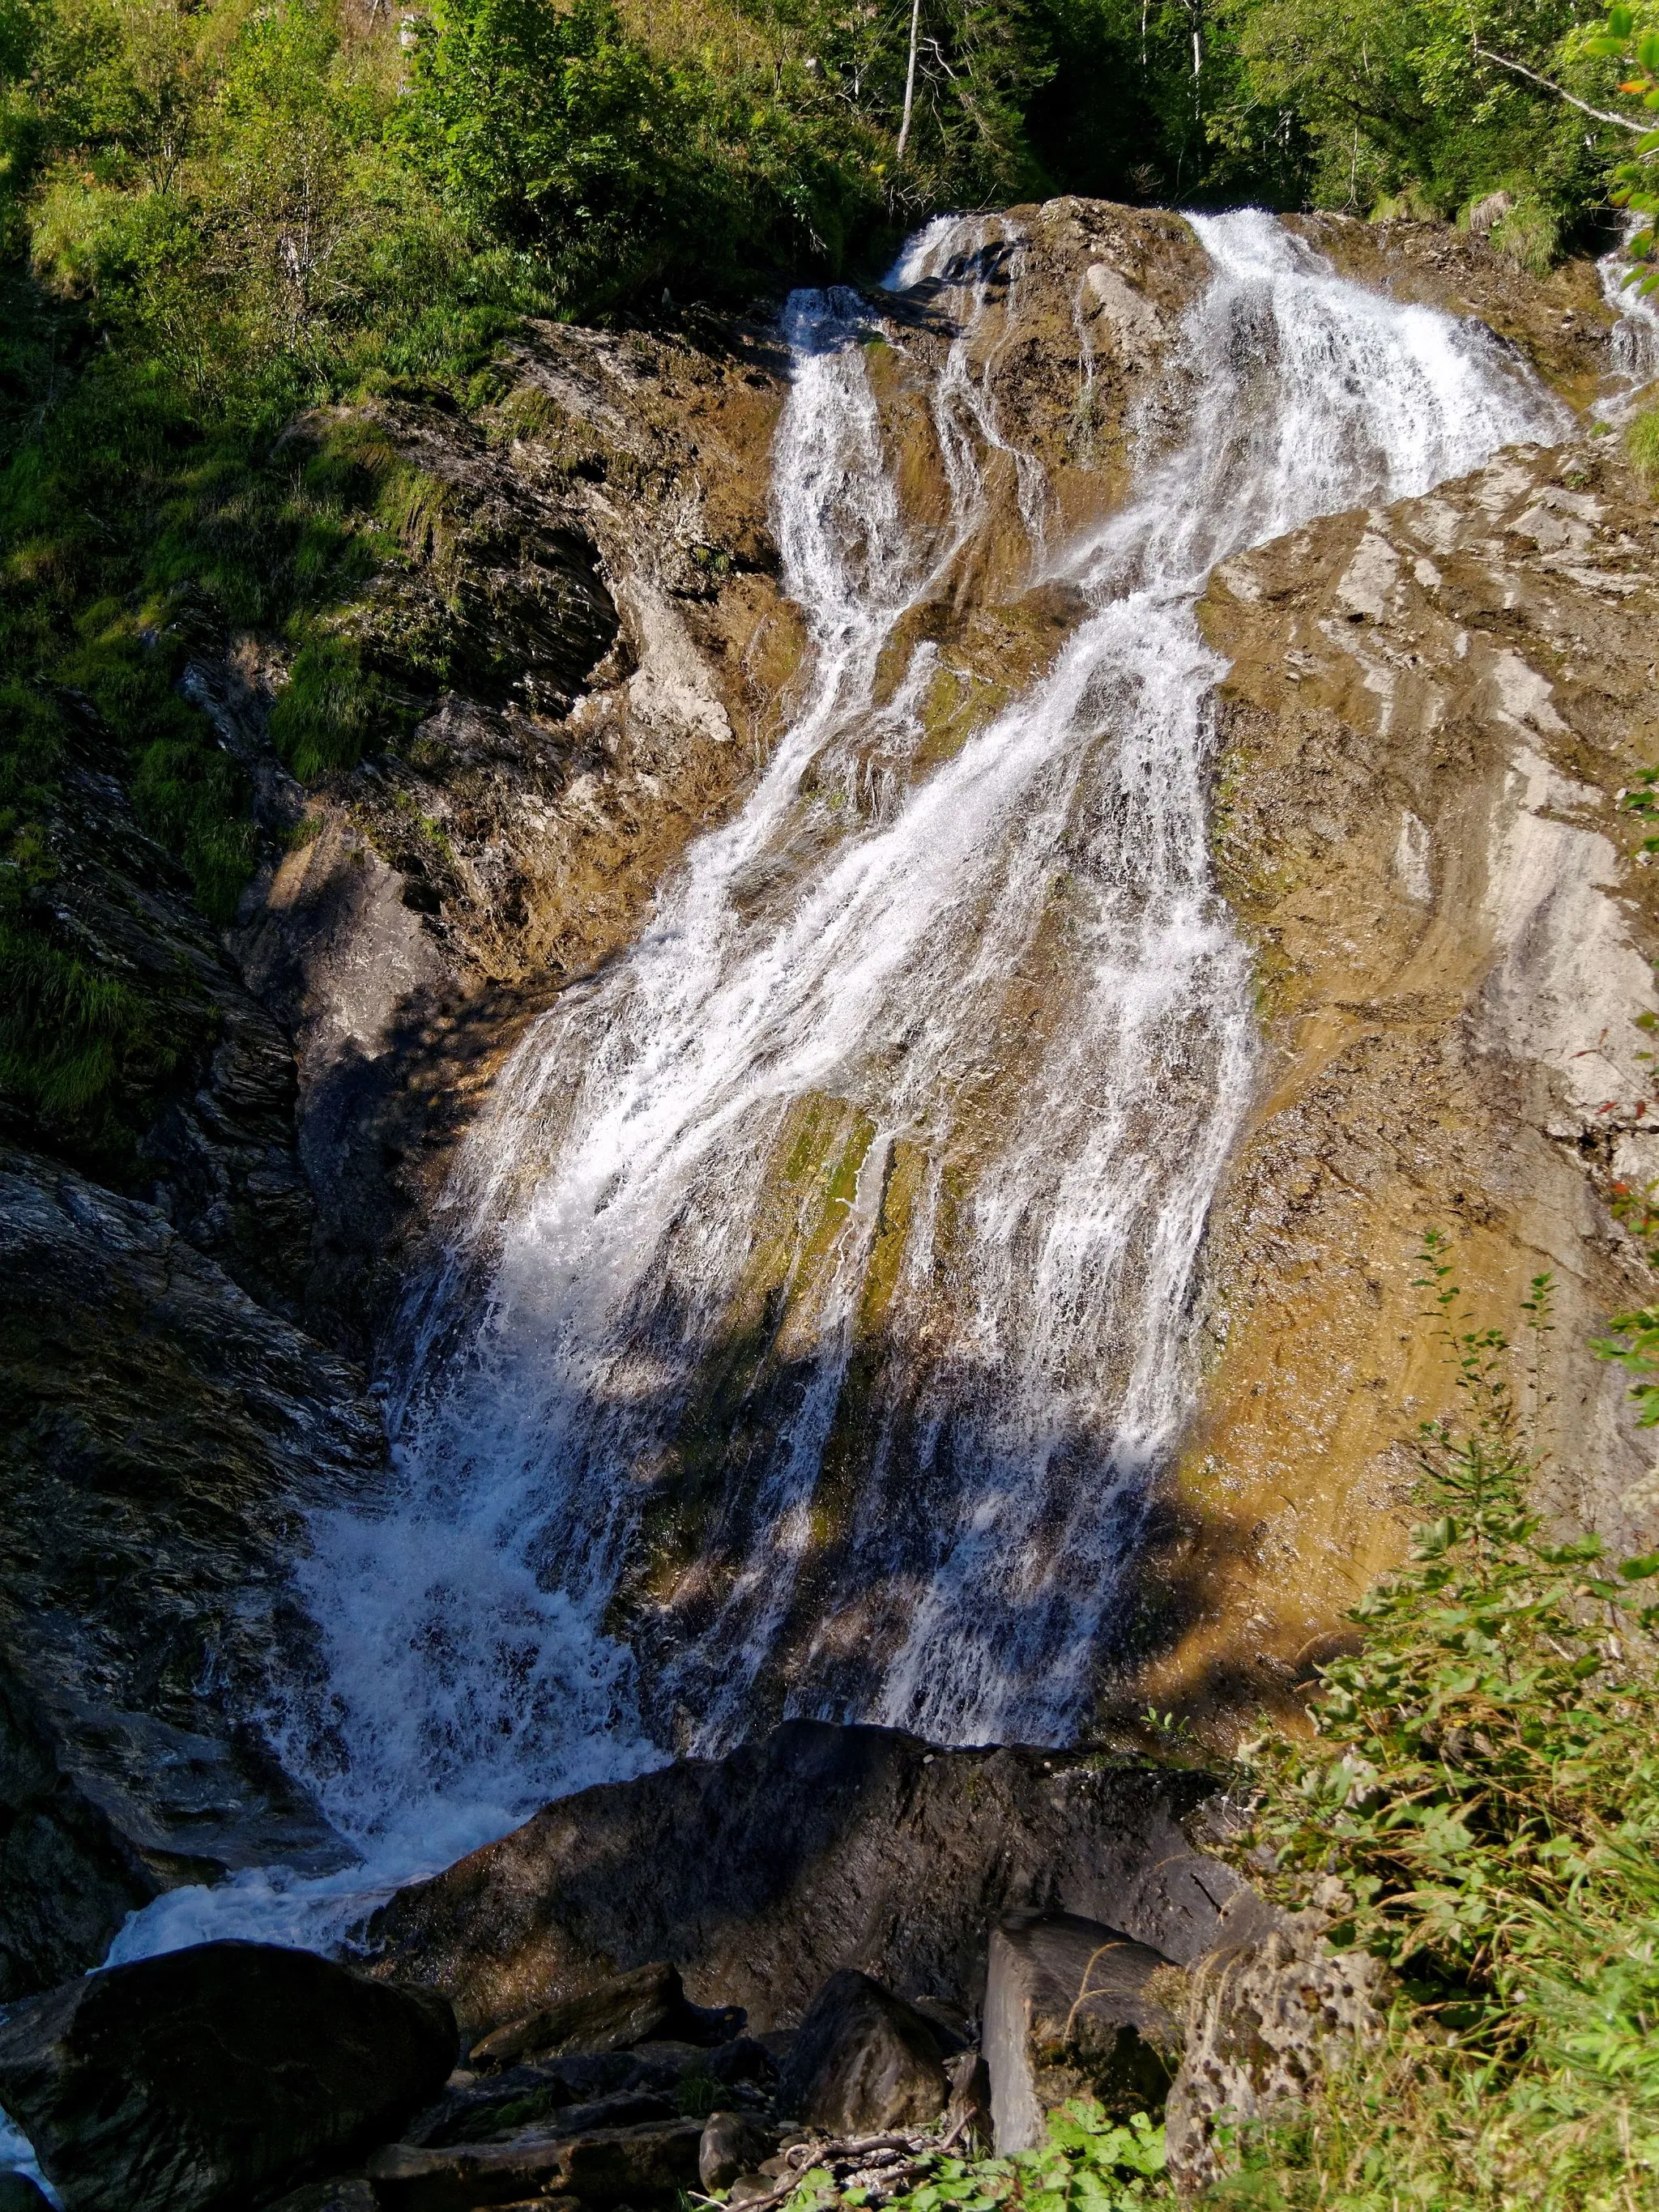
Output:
[
  {"xmin": 0, "ymin": 1939, "xmax": 457, "ymax": 2212},
  {"xmin": 776, "ymin": 1971, "xmax": 948, "ymax": 2134},
  {"xmin": 363, "ymin": 1721, "xmax": 1249, "ymax": 2038},
  {"xmin": 983, "ymin": 1913, "xmax": 1183, "ymax": 2150},
  {"xmin": 1163, "ymin": 1900, "xmax": 1391, "ymax": 2196}
]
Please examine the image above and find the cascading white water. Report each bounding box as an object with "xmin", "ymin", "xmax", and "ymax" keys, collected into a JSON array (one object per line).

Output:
[
  {"xmin": 100, "ymin": 209, "xmax": 1570, "ymax": 1970},
  {"xmin": 1597, "ymin": 217, "xmax": 1659, "ymax": 406}
]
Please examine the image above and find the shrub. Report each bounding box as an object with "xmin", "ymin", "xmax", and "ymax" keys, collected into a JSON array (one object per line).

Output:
[{"xmin": 269, "ymin": 633, "xmax": 382, "ymax": 779}]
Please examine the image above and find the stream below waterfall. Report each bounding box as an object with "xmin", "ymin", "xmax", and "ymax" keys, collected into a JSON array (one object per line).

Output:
[{"xmin": 98, "ymin": 206, "xmax": 1570, "ymax": 1975}]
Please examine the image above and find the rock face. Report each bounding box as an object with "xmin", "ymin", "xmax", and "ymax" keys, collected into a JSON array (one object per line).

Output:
[
  {"xmin": 983, "ymin": 1915, "xmax": 1183, "ymax": 2150},
  {"xmin": 212, "ymin": 316, "xmax": 809, "ymax": 1353},
  {"xmin": 775, "ymin": 1971, "xmax": 948, "ymax": 2133},
  {"xmin": 1132, "ymin": 433, "xmax": 1659, "ymax": 1728},
  {"xmin": 0, "ymin": 1153, "xmax": 386, "ymax": 1997},
  {"xmin": 468, "ymin": 1962, "xmax": 738, "ymax": 2069},
  {"xmin": 0, "ymin": 1939, "xmax": 456, "ymax": 2212},
  {"xmin": 365, "ymin": 2117, "xmax": 702, "ymax": 2212},
  {"xmin": 363, "ymin": 1720, "xmax": 1251, "ymax": 2039},
  {"xmin": 1163, "ymin": 1904, "xmax": 1391, "ymax": 2196},
  {"xmin": 6, "ymin": 198, "xmax": 1657, "ymax": 2037}
]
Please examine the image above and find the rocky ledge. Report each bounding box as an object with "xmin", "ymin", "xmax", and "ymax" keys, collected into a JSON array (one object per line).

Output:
[{"xmin": 0, "ymin": 1720, "xmax": 1380, "ymax": 2210}]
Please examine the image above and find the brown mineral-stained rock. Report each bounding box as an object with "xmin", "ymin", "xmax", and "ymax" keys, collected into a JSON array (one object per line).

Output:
[
  {"xmin": 202, "ymin": 314, "xmax": 809, "ymax": 1352},
  {"xmin": 1163, "ymin": 1902, "xmax": 1391, "ymax": 2197},
  {"xmin": 983, "ymin": 1914, "xmax": 1183, "ymax": 2150},
  {"xmin": 1131, "ymin": 436, "xmax": 1659, "ymax": 1734}
]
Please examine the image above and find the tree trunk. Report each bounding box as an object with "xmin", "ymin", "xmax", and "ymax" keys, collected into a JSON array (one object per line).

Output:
[{"xmin": 897, "ymin": 0, "xmax": 922, "ymax": 161}]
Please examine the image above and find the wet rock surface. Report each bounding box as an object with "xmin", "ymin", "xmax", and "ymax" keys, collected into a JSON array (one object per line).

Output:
[
  {"xmin": 0, "ymin": 1939, "xmax": 456, "ymax": 2212},
  {"xmin": 983, "ymin": 1914, "xmax": 1183, "ymax": 2150},
  {"xmin": 361, "ymin": 1720, "xmax": 1252, "ymax": 2039},
  {"xmin": 1287, "ymin": 213, "xmax": 1617, "ymax": 406},
  {"xmin": 0, "ymin": 1153, "xmax": 385, "ymax": 1995}
]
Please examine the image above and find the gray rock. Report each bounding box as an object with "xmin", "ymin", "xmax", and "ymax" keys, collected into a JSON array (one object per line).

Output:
[
  {"xmin": 364, "ymin": 1721, "xmax": 1248, "ymax": 2040},
  {"xmin": 943, "ymin": 2051, "xmax": 992, "ymax": 2155},
  {"xmin": 267, "ymin": 2184, "xmax": 377, "ymax": 2212},
  {"xmin": 983, "ymin": 1913, "xmax": 1183, "ymax": 2151},
  {"xmin": 727, "ymin": 2180, "xmax": 775, "ymax": 2206},
  {"xmin": 0, "ymin": 1939, "xmax": 456, "ymax": 2212},
  {"xmin": 365, "ymin": 2117, "xmax": 702, "ymax": 2211},
  {"xmin": 468, "ymin": 1962, "xmax": 738, "ymax": 2071},
  {"xmin": 1162, "ymin": 1902, "xmax": 1391, "ymax": 2197},
  {"xmin": 776, "ymin": 1971, "xmax": 947, "ymax": 2135},
  {"xmin": 698, "ymin": 2111, "xmax": 774, "ymax": 2192},
  {"xmin": 0, "ymin": 1152, "xmax": 385, "ymax": 1999}
]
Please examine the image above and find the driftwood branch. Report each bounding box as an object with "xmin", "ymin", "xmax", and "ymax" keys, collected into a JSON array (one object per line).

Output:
[{"xmin": 693, "ymin": 2129, "xmax": 947, "ymax": 2212}]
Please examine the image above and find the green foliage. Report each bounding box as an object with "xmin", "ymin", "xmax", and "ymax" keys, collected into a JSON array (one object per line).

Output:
[
  {"xmin": 1213, "ymin": 1240, "xmax": 1659, "ymax": 2206},
  {"xmin": 1626, "ymin": 403, "xmax": 1659, "ymax": 484},
  {"xmin": 269, "ymin": 633, "xmax": 381, "ymax": 779},
  {"xmin": 1580, "ymin": 5, "xmax": 1659, "ymax": 292},
  {"xmin": 768, "ymin": 2101, "xmax": 1169, "ymax": 2212},
  {"xmin": 673, "ymin": 2069, "xmax": 723, "ymax": 2116}
]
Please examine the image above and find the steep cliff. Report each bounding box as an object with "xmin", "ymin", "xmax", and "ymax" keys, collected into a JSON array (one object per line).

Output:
[
  {"xmin": 1141, "ymin": 433, "xmax": 1659, "ymax": 1728},
  {"xmin": 6, "ymin": 202, "xmax": 1658, "ymax": 2000},
  {"xmin": 0, "ymin": 309, "xmax": 808, "ymax": 1989}
]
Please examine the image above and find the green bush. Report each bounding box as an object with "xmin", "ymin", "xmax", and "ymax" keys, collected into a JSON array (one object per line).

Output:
[{"xmin": 269, "ymin": 633, "xmax": 382, "ymax": 780}]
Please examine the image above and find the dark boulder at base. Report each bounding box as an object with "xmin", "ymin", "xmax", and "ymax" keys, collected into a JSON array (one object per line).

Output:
[
  {"xmin": 983, "ymin": 1913, "xmax": 1183, "ymax": 2151},
  {"xmin": 777, "ymin": 1971, "xmax": 948, "ymax": 2134},
  {"xmin": 363, "ymin": 1720, "xmax": 1249, "ymax": 2039},
  {"xmin": 0, "ymin": 1939, "xmax": 457, "ymax": 2212},
  {"xmin": 0, "ymin": 2177, "xmax": 51, "ymax": 2210}
]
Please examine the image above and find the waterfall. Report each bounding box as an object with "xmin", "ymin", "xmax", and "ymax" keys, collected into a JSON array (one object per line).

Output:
[
  {"xmin": 104, "ymin": 209, "xmax": 1568, "ymax": 1963},
  {"xmin": 1597, "ymin": 217, "xmax": 1659, "ymax": 406}
]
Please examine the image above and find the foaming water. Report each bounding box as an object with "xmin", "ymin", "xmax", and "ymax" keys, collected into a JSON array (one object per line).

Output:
[
  {"xmin": 104, "ymin": 208, "xmax": 1568, "ymax": 1967},
  {"xmin": 1597, "ymin": 217, "xmax": 1659, "ymax": 412}
]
